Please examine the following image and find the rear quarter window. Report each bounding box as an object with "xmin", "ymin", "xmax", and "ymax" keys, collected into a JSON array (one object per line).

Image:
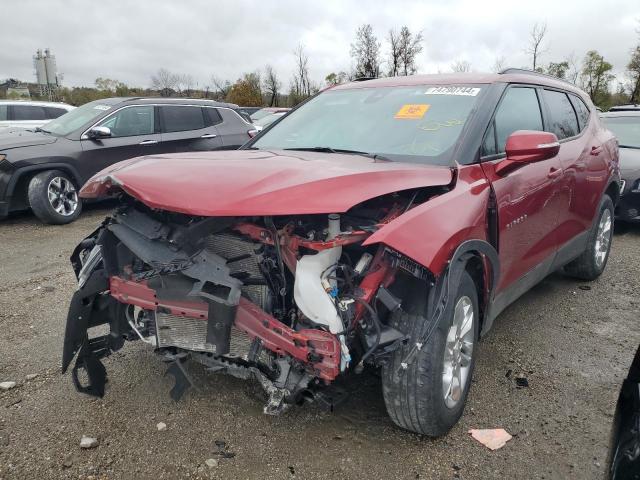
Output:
[
  {"xmin": 569, "ymin": 95, "xmax": 591, "ymax": 132},
  {"xmin": 203, "ymin": 107, "xmax": 223, "ymax": 126},
  {"xmin": 543, "ymin": 90, "xmax": 579, "ymax": 139},
  {"xmin": 0, "ymin": 105, "xmax": 7, "ymax": 121}
]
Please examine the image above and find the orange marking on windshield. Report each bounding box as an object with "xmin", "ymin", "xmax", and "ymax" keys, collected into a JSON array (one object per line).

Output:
[{"xmin": 395, "ymin": 104, "xmax": 430, "ymax": 119}]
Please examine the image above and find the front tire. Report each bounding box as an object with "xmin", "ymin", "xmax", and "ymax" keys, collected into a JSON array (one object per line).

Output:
[
  {"xmin": 382, "ymin": 271, "xmax": 479, "ymax": 437},
  {"xmin": 28, "ymin": 170, "xmax": 82, "ymax": 225},
  {"xmin": 564, "ymin": 194, "xmax": 614, "ymax": 281}
]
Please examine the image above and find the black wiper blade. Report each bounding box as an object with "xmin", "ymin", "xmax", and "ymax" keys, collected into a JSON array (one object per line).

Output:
[
  {"xmin": 619, "ymin": 144, "xmax": 640, "ymax": 150},
  {"xmin": 34, "ymin": 127, "xmax": 51, "ymax": 134},
  {"xmin": 283, "ymin": 146, "xmax": 390, "ymax": 160}
]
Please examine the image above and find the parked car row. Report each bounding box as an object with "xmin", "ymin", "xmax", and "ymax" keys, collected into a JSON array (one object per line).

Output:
[
  {"xmin": 61, "ymin": 70, "xmax": 620, "ymax": 437},
  {"xmin": 0, "ymin": 98, "xmax": 258, "ymax": 224}
]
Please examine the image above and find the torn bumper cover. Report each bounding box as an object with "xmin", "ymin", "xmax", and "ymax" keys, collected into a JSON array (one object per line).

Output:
[{"xmin": 62, "ymin": 214, "xmax": 341, "ymax": 399}]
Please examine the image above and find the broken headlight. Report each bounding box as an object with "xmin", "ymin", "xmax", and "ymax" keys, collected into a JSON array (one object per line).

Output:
[{"xmin": 77, "ymin": 245, "xmax": 102, "ymax": 288}]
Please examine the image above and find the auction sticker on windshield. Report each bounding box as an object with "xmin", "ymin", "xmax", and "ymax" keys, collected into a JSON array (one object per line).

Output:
[
  {"xmin": 425, "ymin": 86, "xmax": 480, "ymax": 96},
  {"xmin": 395, "ymin": 104, "xmax": 430, "ymax": 119}
]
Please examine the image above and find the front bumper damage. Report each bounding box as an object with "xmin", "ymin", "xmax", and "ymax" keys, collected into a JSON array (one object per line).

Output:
[{"xmin": 62, "ymin": 210, "xmax": 343, "ymax": 413}]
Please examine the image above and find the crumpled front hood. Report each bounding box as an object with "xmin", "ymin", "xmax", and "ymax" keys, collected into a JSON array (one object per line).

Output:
[
  {"xmin": 81, "ymin": 150, "xmax": 453, "ymax": 216},
  {"xmin": 0, "ymin": 130, "xmax": 57, "ymax": 151}
]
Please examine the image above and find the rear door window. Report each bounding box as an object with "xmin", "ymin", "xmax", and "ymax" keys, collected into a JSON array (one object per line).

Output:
[
  {"xmin": 0, "ymin": 105, "xmax": 7, "ymax": 121},
  {"xmin": 161, "ymin": 106, "xmax": 205, "ymax": 133},
  {"xmin": 569, "ymin": 95, "xmax": 591, "ymax": 132},
  {"xmin": 543, "ymin": 90, "xmax": 579, "ymax": 139},
  {"xmin": 12, "ymin": 105, "xmax": 47, "ymax": 121},
  {"xmin": 483, "ymin": 87, "xmax": 544, "ymax": 155},
  {"xmin": 44, "ymin": 107, "xmax": 68, "ymax": 119}
]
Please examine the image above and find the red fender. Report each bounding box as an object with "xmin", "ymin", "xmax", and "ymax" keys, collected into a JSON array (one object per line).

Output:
[{"xmin": 363, "ymin": 164, "xmax": 491, "ymax": 275}]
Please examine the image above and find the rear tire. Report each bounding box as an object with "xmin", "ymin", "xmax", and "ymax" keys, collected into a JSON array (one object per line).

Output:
[
  {"xmin": 382, "ymin": 271, "xmax": 479, "ymax": 437},
  {"xmin": 564, "ymin": 194, "xmax": 613, "ymax": 281},
  {"xmin": 28, "ymin": 170, "xmax": 82, "ymax": 225}
]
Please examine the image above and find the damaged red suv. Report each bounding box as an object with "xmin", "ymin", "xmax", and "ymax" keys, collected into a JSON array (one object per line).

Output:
[{"xmin": 63, "ymin": 70, "xmax": 619, "ymax": 436}]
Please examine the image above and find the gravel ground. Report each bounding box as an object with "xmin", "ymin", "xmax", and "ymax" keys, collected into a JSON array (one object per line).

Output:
[{"xmin": 0, "ymin": 206, "xmax": 638, "ymax": 480}]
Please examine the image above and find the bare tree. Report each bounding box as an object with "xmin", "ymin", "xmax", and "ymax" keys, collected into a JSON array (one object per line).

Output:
[
  {"xmin": 525, "ymin": 22, "xmax": 548, "ymax": 71},
  {"xmin": 351, "ymin": 24, "xmax": 381, "ymax": 78},
  {"xmin": 399, "ymin": 27, "xmax": 423, "ymax": 76},
  {"xmin": 451, "ymin": 60, "xmax": 472, "ymax": 73},
  {"xmin": 263, "ymin": 65, "xmax": 281, "ymax": 106},
  {"xmin": 211, "ymin": 76, "xmax": 232, "ymax": 100},
  {"xmin": 180, "ymin": 74, "xmax": 196, "ymax": 97},
  {"xmin": 387, "ymin": 26, "xmax": 424, "ymax": 76},
  {"xmin": 292, "ymin": 44, "xmax": 312, "ymax": 98},
  {"xmin": 387, "ymin": 29, "xmax": 402, "ymax": 77},
  {"xmin": 151, "ymin": 68, "xmax": 179, "ymax": 97},
  {"xmin": 566, "ymin": 52, "xmax": 580, "ymax": 84},
  {"xmin": 491, "ymin": 56, "xmax": 507, "ymax": 73}
]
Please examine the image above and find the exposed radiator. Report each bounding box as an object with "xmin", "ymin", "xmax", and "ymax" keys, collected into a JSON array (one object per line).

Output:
[
  {"xmin": 205, "ymin": 232, "xmax": 270, "ymax": 311},
  {"xmin": 156, "ymin": 313, "xmax": 253, "ymax": 357},
  {"xmin": 155, "ymin": 232, "xmax": 267, "ymax": 358}
]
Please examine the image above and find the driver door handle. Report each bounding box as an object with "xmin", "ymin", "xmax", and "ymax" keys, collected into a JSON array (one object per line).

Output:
[
  {"xmin": 200, "ymin": 133, "xmax": 217, "ymax": 139},
  {"xmin": 139, "ymin": 139, "xmax": 159, "ymax": 145}
]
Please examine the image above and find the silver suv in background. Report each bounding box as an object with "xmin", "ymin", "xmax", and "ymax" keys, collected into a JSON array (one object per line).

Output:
[{"xmin": 0, "ymin": 100, "xmax": 75, "ymax": 132}]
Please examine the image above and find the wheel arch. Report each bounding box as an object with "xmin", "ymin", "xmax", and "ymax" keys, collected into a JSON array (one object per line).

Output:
[
  {"xmin": 604, "ymin": 179, "xmax": 620, "ymax": 206},
  {"xmin": 7, "ymin": 162, "xmax": 82, "ymax": 211},
  {"xmin": 383, "ymin": 239, "xmax": 499, "ymax": 338},
  {"xmin": 449, "ymin": 240, "xmax": 500, "ymax": 337}
]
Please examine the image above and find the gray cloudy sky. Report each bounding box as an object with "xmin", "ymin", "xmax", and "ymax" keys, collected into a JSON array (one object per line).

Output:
[{"xmin": 3, "ymin": 0, "xmax": 639, "ymax": 89}]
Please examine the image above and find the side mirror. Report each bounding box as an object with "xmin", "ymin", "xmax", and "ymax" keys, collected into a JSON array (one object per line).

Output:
[
  {"xmin": 495, "ymin": 130, "xmax": 560, "ymax": 176},
  {"xmin": 505, "ymin": 130, "xmax": 560, "ymax": 163},
  {"xmin": 87, "ymin": 126, "xmax": 112, "ymax": 139}
]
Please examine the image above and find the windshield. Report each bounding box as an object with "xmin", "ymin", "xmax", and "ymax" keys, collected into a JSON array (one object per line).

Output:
[
  {"xmin": 251, "ymin": 85, "xmax": 483, "ymax": 164},
  {"xmin": 43, "ymin": 101, "xmax": 114, "ymax": 136},
  {"xmin": 601, "ymin": 115, "xmax": 640, "ymax": 148},
  {"xmin": 250, "ymin": 109, "xmax": 277, "ymax": 121},
  {"xmin": 255, "ymin": 113, "xmax": 284, "ymax": 128}
]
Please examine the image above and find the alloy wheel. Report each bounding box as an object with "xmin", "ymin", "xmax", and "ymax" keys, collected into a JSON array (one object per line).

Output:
[
  {"xmin": 594, "ymin": 208, "xmax": 612, "ymax": 268},
  {"xmin": 47, "ymin": 176, "xmax": 78, "ymax": 217},
  {"xmin": 442, "ymin": 295, "xmax": 474, "ymax": 409}
]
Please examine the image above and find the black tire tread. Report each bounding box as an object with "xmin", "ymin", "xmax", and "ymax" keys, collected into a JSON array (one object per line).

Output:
[
  {"xmin": 382, "ymin": 271, "xmax": 478, "ymax": 437},
  {"xmin": 27, "ymin": 170, "xmax": 82, "ymax": 225},
  {"xmin": 564, "ymin": 194, "xmax": 613, "ymax": 281}
]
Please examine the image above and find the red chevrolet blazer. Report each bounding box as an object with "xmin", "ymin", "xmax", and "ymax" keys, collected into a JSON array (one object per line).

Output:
[{"xmin": 62, "ymin": 70, "xmax": 619, "ymax": 436}]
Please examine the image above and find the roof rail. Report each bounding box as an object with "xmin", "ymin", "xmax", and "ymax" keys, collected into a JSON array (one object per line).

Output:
[{"xmin": 498, "ymin": 68, "xmax": 574, "ymax": 85}]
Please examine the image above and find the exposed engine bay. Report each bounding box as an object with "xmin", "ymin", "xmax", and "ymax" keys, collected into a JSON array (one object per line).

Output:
[{"xmin": 62, "ymin": 188, "xmax": 440, "ymax": 414}]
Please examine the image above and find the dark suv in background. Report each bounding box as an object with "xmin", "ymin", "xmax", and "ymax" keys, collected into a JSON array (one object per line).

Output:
[
  {"xmin": 601, "ymin": 108, "xmax": 640, "ymax": 221},
  {"xmin": 0, "ymin": 98, "xmax": 256, "ymax": 224}
]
